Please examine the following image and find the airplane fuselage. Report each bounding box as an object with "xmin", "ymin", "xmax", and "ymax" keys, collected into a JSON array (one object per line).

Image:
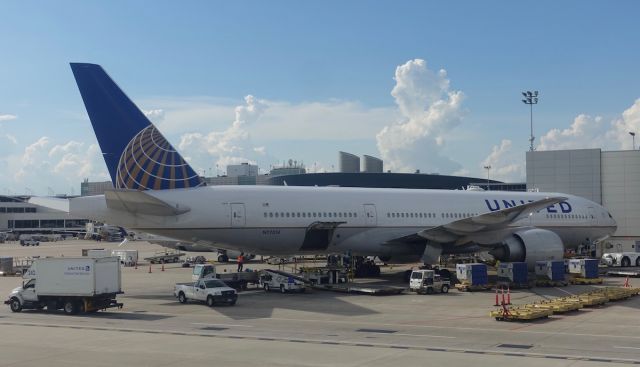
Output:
[{"xmin": 70, "ymin": 186, "xmax": 617, "ymax": 259}]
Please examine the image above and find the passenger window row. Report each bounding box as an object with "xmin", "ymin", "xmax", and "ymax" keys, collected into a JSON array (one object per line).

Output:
[
  {"xmin": 387, "ymin": 212, "xmax": 437, "ymax": 218},
  {"xmin": 264, "ymin": 212, "xmax": 357, "ymax": 219},
  {"xmin": 386, "ymin": 212, "xmax": 480, "ymax": 220},
  {"xmin": 546, "ymin": 213, "xmax": 591, "ymax": 219}
]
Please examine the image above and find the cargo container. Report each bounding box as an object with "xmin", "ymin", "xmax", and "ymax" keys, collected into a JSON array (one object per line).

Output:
[
  {"xmin": 568, "ymin": 259, "xmax": 599, "ymax": 278},
  {"xmin": 535, "ymin": 260, "xmax": 565, "ymax": 281},
  {"xmin": 4, "ymin": 257, "xmax": 123, "ymax": 314},
  {"xmin": 456, "ymin": 263, "xmax": 488, "ymax": 285},
  {"xmin": 498, "ymin": 262, "xmax": 528, "ymax": 284},
  {"xmin": 0, "ymin": 257, "xmax": 13, "ymax": 275}
]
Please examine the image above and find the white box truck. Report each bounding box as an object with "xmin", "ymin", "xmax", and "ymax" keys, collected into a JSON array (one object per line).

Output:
[{"xmin": 4, "ymin": 257, "xmax": 123, "ymax": 315}]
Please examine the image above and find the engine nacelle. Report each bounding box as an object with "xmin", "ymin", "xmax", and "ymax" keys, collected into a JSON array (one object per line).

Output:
[{"xmin": 489, "ymin": 229, "xmax": 564, "ymax": 269}]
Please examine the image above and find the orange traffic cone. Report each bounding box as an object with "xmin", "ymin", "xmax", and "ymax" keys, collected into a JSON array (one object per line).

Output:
[
  {"xmin": 148, "ymin": 263, "xmax": 152, "ymax": 273},
  {"xmin": 161, "ymin": 263, "xmax": 165, "ymax": 272},
  {"xmin": 507, "ymin": 287, "xmax": 511, "ymax": 305},
  {"xmin": 494, "ymin": 287, "xmax": 500, "ymax": 306},
  {"xmin": 624, "ymin": 276, "xmax": 630, "ymax": 288},
  {"xmin": 501, "ymin": 286, "xmax": 506, "ymax": 305}
]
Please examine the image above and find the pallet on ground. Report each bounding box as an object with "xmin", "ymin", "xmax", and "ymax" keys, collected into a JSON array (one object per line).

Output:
[
  {"xmin": 490, "ymin": 306, "xmax": 552, "ymax": 321},
  {"xmin": 571, "ymin": 292, "xmax": 608, "ymax": 306},
  {"xmin": 524, "ymin": 299, "xmax": 583, "ymax": 313},
  {"xmin": 569, "ymin": 277, "xmax": 603, "ymax": 285},
  {"xmin": 455, "ymin": 282, "xmax": 492, "ymax": 292},
  {"xmin": 535, "ymin": 279, "xmax": 568, "ymax": 287},
  {"xmin": 600, "ymin": 287, "xmax": 639, "ymax": 301}
]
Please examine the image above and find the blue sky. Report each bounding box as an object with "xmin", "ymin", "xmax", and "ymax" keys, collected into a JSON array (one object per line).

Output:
[{"xmin": 1, "ymin": 1, "xmax": 639, "ymax": 194}]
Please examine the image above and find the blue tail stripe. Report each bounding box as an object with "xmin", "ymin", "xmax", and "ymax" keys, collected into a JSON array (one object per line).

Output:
[{"xmin": 70, "ymin": 63, "xmax": 204, "ymax": 191}]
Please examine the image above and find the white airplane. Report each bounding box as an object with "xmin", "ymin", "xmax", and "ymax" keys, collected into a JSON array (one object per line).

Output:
[{"xmin": 32, "ymin": 63, "xmax": 617, "ymax": 269}]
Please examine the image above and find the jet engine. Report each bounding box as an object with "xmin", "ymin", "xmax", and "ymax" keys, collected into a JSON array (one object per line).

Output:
[{"xmin": 488, "ymin": 228, "xmax": 564, "ymax": 269}]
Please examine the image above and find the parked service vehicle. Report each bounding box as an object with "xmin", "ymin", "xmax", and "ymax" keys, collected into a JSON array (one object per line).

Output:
[
  {"xmin": 174, "ymin": 278, "xmax": 237, "ymax": 306},
  {"xmin": 602, "ymin": 252, "xmax": 640, "ymax": 267},
  {"xmin": 111, "ymin": 249, "xmax": 138, "ymax": 266},
  {"xmin": 19, "ymin": 235, "xmax": 40, "ymax": 246},
  {"xmin": 192, "ymin": 264, "xmax": 259, "ymax": 290},
  {"xmin": 409, "ymin": 269, "xmax": 450, "ymax": 294},
  {"xmin": 4, "ymin": 257, "xmax": 123, "ymax": 314},
  {"xmin": 259, "ymin": 269, "xmax": 307, "ymax": 293}
]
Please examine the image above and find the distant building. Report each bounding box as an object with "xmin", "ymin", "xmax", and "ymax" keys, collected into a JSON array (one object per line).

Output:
[
  {"xmin": 227, "ymin": 163, "xmax": 258, "ymax": 177},
  {"xmin": 338, "ymin": 152, "xmax": 360, "ymax": 173},
  {"xmin": 527, "ymin": 148, "xmax": 640, "ymax": 252},
  {"xmin": 81, "ymin": 179, "xmax": 113, "ymax": 196},
  {"xmin": 362, "ymin": 155, "xmax": 383, "ymax": 173}
]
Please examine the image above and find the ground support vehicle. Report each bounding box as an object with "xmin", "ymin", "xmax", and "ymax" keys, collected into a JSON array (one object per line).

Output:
[
  {"xmin": 111, "ymin": 250, "xmax": 138, "ymax": 266},
  {"xmin": 144, "ymin": 251, "xmax": 185, "ymax": 264},
  {"xmin": 174, "ymin": 278, "xmax": 237, "ymax": 306},
  {"xmin": 19, "ymin": 238, "xmax": 39, "ymax": 246},
  {"xmin": 259, "ymin": 269, "xmax": 307, "ymax": 293},
  {"xmin": 191, "ymin": 264, "xmax": 259, "ymax": 290},
  {"xmin": 4, "ymin": 257, "xmax": 123, "ymax": 314},
  {"xmin": 602, "ymin": 252, "xmax": 640, "ymax": 267},
  {"xmin": 409, "ymin": 269, "xmax": 450, "ymax": 294}
]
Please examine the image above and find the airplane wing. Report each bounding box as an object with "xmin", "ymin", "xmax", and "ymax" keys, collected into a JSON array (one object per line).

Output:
[
  {"xmin": 390, "ymin": 196, "xmax": 567, "ymax": 246},
  {"xmin": 104, "ymin": 190, "xmax": 190, "ymax": 216}
]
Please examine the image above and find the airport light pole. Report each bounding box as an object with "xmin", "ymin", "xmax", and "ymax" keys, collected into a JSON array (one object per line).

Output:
[
  {"xmin": 484, "ymin": 165, "xmax": 491, "ymax": 190},
  {"xmin": 630, "ymin": 132, "xmax": 636, "ymax": 150},
  {"xmin": 522, "ymin": 91, "xmax": 539, "ymax": 151}
]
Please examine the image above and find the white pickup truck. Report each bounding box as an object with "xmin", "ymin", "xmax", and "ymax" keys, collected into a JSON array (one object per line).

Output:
[{"xmin": 174, "ymin": 278, "xmax": 238, "ymax": 307}]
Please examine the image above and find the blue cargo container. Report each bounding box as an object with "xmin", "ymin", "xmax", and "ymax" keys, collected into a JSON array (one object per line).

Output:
[
  {"xmin": 568, "ymin": 258, "xmax": 600, "ymax": 278},
  {"xmin": 456, "ymin": 263, "xmax": 488, "ymax": 285},
  {"xmin": 498, "ymin": 262, "xmax": 528, "ymax": 283},
  {"xmin": 535, "ymin": 260, "xmax": 565, "ymax": 281}
]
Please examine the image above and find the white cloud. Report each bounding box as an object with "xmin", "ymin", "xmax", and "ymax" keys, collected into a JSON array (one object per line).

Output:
[
  {"xmin": 0, "ymin": 114, "xmax": 17, "ymax": 122},
  {"xmin": 4, "ymin": 134, "xmax": 17, "ymax": 144},
  {"xmin": 537, "ymin": 114, "xmax": 611, "ymax": 151},
  {"xmin": 609, "ymin": 98, "xmax": 640, "ymax": 150},
  {"xmin": 9, "ymin": 137, "xmax": 108, "ymax": 194},
  {"xmin": 177, "ymin": 95, "xmax": 268, "ymax": 171},
  {"xmin": 376, "ymin": 59, "xmax": 465, "ymax": 173},
  {"xmin": 142, "ymin": 109, "xmax": 165, "ymax": 123},
  {"xmin": 481, "ymin": 139, "xmax": 525, "ymax": 182}
]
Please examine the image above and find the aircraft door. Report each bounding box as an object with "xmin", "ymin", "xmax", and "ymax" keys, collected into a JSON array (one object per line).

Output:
[
  {"xmin": 363, "ymin": 204, "xmax": 377, "ymax": 226},
  {"xmin": 587, "ymin": 207, "xmax": 597, "ymax": 226},
  {"xmin": 231, "ymin": 203, "xmax": 246, "ymax": 227}
]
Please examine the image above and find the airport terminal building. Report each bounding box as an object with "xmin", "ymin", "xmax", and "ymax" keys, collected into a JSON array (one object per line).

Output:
[
  {"xmin": 0, "ymin": 195, "xmax": 88, "ymax": 234},
  {"xmin": 527, "ymin": 148, "xmax": 640, "ymax": 252}
]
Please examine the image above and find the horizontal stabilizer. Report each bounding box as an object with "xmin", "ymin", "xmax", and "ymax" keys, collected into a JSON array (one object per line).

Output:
[
  {"xmin": 28, "ymin": 197, "xmax": 70, "ymax": 213},
  {"xmin": 105, "ymin": 190, "xmax": 190, "ymax": 216}
]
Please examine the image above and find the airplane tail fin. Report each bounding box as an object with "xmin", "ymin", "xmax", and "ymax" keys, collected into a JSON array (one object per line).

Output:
[{"xmin": 70, "ymin": 63, "xmax": 204, "ymax": 190}]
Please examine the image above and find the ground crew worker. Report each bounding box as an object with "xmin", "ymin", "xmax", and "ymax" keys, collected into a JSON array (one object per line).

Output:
[{"xmin": 237, "ymin": 252, "xmax": 245, "ymax": 272}]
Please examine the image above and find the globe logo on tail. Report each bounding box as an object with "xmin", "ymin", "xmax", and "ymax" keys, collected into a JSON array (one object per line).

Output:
[{"xmin": 115, "ymin": 125, "xmax": 204, "ymax": 190}]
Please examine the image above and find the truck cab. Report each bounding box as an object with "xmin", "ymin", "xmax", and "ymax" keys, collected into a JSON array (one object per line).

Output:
[{"xmin": 409, "ymin": 269, "xmax": 450, "ymax": 295}]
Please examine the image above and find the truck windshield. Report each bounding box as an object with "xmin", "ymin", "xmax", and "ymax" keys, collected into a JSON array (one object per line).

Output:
[
  {"xmin": 204, "ymin": 280, "xmax": 226, "ymax": 288},
  {"xmin": 410, "ymin": 272, "xmax": 423, "ymax": 279}
]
